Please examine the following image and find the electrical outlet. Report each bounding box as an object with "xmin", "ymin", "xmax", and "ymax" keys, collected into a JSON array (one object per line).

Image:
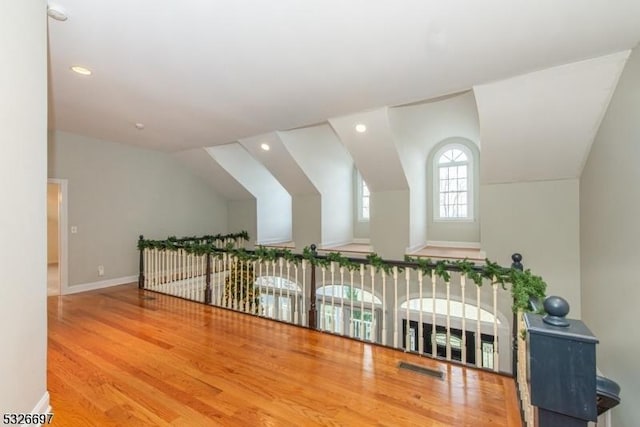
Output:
[
  {"xmin": 98, "ymin": 265, "xmax": 104, "ymax": 276},
  {"xmin": 71, "ymin": 226, "xmax": 78, "ymax": 234}
]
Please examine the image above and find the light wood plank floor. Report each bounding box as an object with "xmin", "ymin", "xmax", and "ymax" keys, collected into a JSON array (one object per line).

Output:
[{"xmin": 48, "ymin": 284, "xmax": 521, "ymax": 426}]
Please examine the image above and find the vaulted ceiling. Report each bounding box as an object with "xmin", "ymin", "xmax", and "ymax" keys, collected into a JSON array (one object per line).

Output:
[{"xmin": 47, "ymin": 1, "xmax": 640, "ymax": 186}]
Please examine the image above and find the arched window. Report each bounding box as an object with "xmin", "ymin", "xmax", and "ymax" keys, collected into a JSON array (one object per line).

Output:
[
  {"xmin": 401, "ymin": 297, "xmax": 499, "ymax": 369},
  {"xmin": 316, "ymin": 284, "xmax": 382, "ymax": 339},
  {"xmin": 254, "ymin": 276, "xmax": 301, "ymax": 322},
  {"xmin": 355, "ymin": 171, "xmax": 370, "ymax": 221},
  {"xmin": 400, "ymin": 297, "xmax": 500, "ymax": 324},
  {"xmin": 434, "ymin": 144, "xmax": 473, "ymax": 220}
]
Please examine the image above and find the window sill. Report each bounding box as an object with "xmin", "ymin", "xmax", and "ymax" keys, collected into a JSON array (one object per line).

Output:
[{"xmin": 433, "ymin": 218, "xmax": 475, "ymax": 223}]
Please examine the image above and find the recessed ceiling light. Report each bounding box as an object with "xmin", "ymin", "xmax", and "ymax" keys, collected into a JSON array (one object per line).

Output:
[
  {"xmin": 70, "ymin": 66, "xmax": 92, "ymax": 76},
  {"xmin": 260, "ymin": 143, "xmax": 270, "ymax": 151},
  {"xmin": 47, "ymin": 5, "xmax": 68, "ymax": 21},
  {"xmin": 135, "ymin": 123, "xmax": 145, "ymax": 130},
  {"xmin": 355, "ymin": 123, "xmax": 367, "ymax": 133}
]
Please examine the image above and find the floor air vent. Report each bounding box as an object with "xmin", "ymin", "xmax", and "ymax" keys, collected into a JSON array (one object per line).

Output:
[
  {"xmin": 398, "ymin": 362, "xmax": 444, "ymax": 380},
  {"xmin": 141, "ymin": 296, "xmax": 156, "ymax": 301}
]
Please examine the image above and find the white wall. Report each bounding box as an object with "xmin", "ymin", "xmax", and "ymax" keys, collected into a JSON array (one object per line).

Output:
[
  {"xmin": 279, "ymin": 125, "xmax": 354, "ymax": 247},
  {"xmin": 292, "ymin": 195, "xmax": 322, "ymax": 249},
  {"xmin": 207, "ymin": 143, "xmax": 291, "ymax": 244},
  {"xmin": 370, "ymin": 190, "xmax": 410, "ymax": 259},
  {"xmin": 228, "ymin": 199, "xmax": 257, "ymax": 249},
  {"xmin": 331, "ymin": 109, "xmax": 410, "ymax": 253},
  {"xmin": 389, "ymin": 91, "xmax": 481, "ymax": 246},
  {"xmin": 580, "ymin": 46, "xmax": 640, "ymax": 427},
  {"xmin": 481, "ymin": 179, "xmax": 582, "ymax": 317},
  {"xmin": 0, "ymin": 0, "xmax": 48, "ymax": 414},
  {"xmin": 49, "ymin": 131, "xmax": 229, "ymax": 288}
]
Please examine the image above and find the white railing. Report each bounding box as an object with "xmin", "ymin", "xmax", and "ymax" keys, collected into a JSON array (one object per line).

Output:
[
  {"xmin": 516, "ymin": 309, "xmax": 535, "ymax": 426},
  {"xmin": 139, "ymin": 242, "xmax": 515, "ymax": 374}
]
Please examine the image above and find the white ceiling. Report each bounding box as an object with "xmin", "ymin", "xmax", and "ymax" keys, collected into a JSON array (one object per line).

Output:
[
  {"xmin": 475, "ymin": 51, "xmax": 629, "ymax": 184},
  {"xmin": 47, "ymin": 1, "xmax": 640, "ymax": 153}
]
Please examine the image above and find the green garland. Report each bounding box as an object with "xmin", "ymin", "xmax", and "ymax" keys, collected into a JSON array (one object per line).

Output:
[
  {"xmin": 138, "ymin": 233, "xmax": 546, "ymax": 313},
  {"xmin": 138, "ymin": 231, "xmax": 250, "ymax": 251}
]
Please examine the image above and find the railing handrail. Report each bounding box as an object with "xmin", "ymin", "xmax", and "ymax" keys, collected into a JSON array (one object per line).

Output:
[
  {"xmin": 138, "ymin": 235, "xmax": 546, "ymax": 314},
  {"xmin": 140, "ymin": 238, "xmax": 507, "ymax": 278}
]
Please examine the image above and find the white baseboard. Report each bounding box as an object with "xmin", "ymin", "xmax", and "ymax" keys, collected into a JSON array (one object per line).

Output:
[
  {"xmin": 255, "ymin": 237, "xmax": 292, "ymax": 245},
  {"xmin": 426, "ymin": 240, "xmax": 481, "ymax": 249},
  {"xmin": 352, "ymin": 238, "xmax": 370, "ymax": 245},
  {"xmin": 405, "ymin": 242, "xmax": 426, "ymax": 254},
  {"xmin": 63, "ymin": 275, "xmax": 137, "ymax": 295},
  {"xmin": 25, "ymin": 391, "xmax": 51, "ymax": 426},
  {"xmin": 319, "ymin": 239, "xmax": 352, "ymax": 249}
]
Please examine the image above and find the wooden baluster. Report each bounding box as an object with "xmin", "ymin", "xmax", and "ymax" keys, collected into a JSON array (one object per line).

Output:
[
  {"xmin": 143, "ymin": 247, "xmax": 148, "ymax": 289},
  {"xmin": 171, "ymin": 249, "xmax": 174, "ymax": 283},
  {"xmin": 302, "ymin": 259, "xmax": 308, "ymax": 327},
  {"xmin": 330, "ymin": 262, "xmax": 337, "ymax": 332},
  {"xmin": 285, "ymin": 260, "xmax": 291, "ymax": 322},
  {"xmin": 190, "ymin": 251, "xmax": 198, "ymax": 301},
  {"xmin": 431, "ymin": 274, "xmax": 437, "ymax": 358},
  {"xmin": 205, "ymin": 253, "xmax": 212, "ymax": 304},
  {"xmin": 252, "ymin": 260, "xmax": 258, "ymax": 315},
  {"xmin": 159, "ymin": 249, "xmax": 164, "ymax": 285},
  {"xmin": 370, "ymin": 264, "xmax": 376, "ymax": 342},
  {"xmin": 381, "ymin": 269, "xmax": 386, "ymax": 346},
  {"xmin": 418, "ymin": 270, "xmax": 424, "ymax": 355},
  {"xmin": 293, "ymin": 263, "xmax": 298, "ymax": 324},
  {"xmin": 405, "ymin": 268, "xmax": 410, "ymax": 351},
  {"xmin": 461, "ymin": 275, "xmax": 467, "ymax": 365},
  {"xmin": 476, "ymin": 281, "xmax": 482, "ymax": 368},
  {"xmin": 199, "ymin": 254, "xmax": 204, "ymax": 300},
  {"xmin": 271, "ymin": 260, "xmax": 277, "ymax": 318},
  {"xmin": 189, "ymin": 252, "xmax": 194, "ymax": 296},
  {"xmin": 158, "ymin": 249, "xmax": 162, "ymax": 286},
  {"xmin": 138, "ymin": 236, "xmax": 144, "ymax": 289},
  {"xmin": 223, "ymin": 253, "xmax": 229, "ymax": 308},
  {"xmin": 234, "ymin": 256, "xmax": 239, "ymax": 311},
  {"xmin": 240, "ymin": 259, "xmax": 245, "ymax": 312},
  {"xmin": 153, "ymin": 248, "xmax": 158, "ymax": 289},
  {"xmin": 446, "ymin": 278, "xmax": 451, "ymax": 361},
  {"xmin": 278, "ymin": 258, "xmax": 284, "ymax": 320},
  {"xmin": 393, "ymin": 266, "xmax": 398, "ymax": 348},
  {"xmin": 360, "ymin": 264, "xmax": 365, "ymax": 340},
  {"xmin": 258, "ymin": 261, "xmax": 268, "ymax": 316},
  {"xmin": 349, "ymin": 269, "xmax": 355, "ymax": 338},
  {"xmin": 339, "ymin": 266, "xmax": 345, "ymax": 334},
  {"xmin": 321, "ymin": 265, "xmax": 326, "ymax": 330},
  {"xmin": 492, "ymin": 281, "xmax": 499, "ymax": 371}
]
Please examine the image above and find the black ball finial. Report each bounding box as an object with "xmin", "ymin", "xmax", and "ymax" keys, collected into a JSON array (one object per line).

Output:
[
  {"xmin": 511, "ymin": 253, "xmax": 523, "ymax": 271},
  {"xmin": 543, "ymin": 296, "xmax": 570, "ymax": 327}
]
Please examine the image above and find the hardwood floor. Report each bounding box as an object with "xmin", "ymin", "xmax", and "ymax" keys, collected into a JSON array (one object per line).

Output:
[{"xmin": 47, "ymin": 284, "xmax": 521, "ymax": 426}]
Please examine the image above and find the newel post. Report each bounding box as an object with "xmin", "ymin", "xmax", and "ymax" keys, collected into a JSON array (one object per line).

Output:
[
  {"xmin": 525, "ymin": 297, "xmax": 599, "ymax": 426},
  {"xmin": 138, "ymin": 235, "xmax": 145, "ymax": 289},
  {"xmin": 308, "ymin": 244, "xmax": 318, "ymax": 329},
  {"xmin": 204, "ymin": 253, "xmax": 212, "ymax": 304},
  {"xmin": 511, "ymin": 253, "xmax": 523, "ymax": 376}
]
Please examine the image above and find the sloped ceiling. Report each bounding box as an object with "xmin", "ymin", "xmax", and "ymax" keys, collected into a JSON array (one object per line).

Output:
[
  {"xmin": 239, "ymin": 133, "xmax": 318, "ymax": 196},
  {"xmin": 330, "ymin": 109, "xmax": 408, "ymax": 192},
  {"xmin": 475, "ymin": 51, "xmax": 630, "ymax": 184},
  {"xmin": 47, "ymin": 1, "xmax": 640, "ymax": 153},
  {"xmin": 172, "ymin": 148, "xmax": 253, "ymax": 200}
]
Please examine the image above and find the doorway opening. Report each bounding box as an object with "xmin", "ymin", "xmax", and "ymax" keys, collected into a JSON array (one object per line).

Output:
[{"xmin": 47, "ymin": 179, "xmax": 68, "ymax": 295}]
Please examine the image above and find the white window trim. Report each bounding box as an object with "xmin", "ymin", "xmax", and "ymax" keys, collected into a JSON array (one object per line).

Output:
[
  {"xmin": 356, "ymin": 171, "xmax": 370, "ymax": 223},
  {"xmin": 433, "ymin": 143, "xmax": 474, "ymax": 222}
]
